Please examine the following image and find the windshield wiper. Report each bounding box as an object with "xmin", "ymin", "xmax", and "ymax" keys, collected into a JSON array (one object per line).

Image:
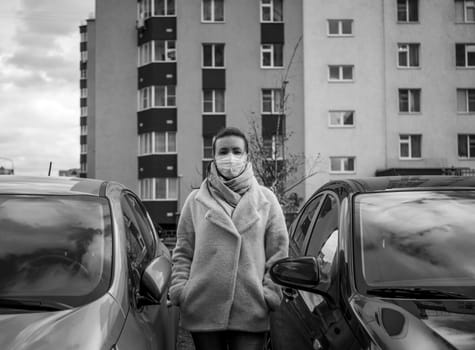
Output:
[
  {"xmin": 366, "ymin": 287, "xmax": 469, "ymax": 300},
  {"xmin": 0, "ymin": 298, "xmax": 73, "ymax": 311}
]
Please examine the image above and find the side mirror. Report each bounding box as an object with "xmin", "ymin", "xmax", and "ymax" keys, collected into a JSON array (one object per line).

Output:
[
  {"xmin": 139, "ymin": 256, "xmax": 171, "ymax": 306},
  {"xmin": 270, "ymin": 257, "xmax": 320, "ymax": 293}
]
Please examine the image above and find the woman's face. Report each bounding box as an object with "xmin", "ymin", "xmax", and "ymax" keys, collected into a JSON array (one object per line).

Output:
[{"xmin": 214, "ymin": 135, "xmax": 246, "ymax": 157}]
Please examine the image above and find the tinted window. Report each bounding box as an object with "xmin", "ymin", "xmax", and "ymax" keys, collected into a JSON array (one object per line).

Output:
[
  {"xmin": 354, "ymin": 191, "xmax": 475, "ymax": 294},
  {"xmin": 292, "ymin": 195, "xmax": 323, "ymax": 249},
  {"xmin": 0, "ymin": 195, "xmax": 112, "ymax": 307}
]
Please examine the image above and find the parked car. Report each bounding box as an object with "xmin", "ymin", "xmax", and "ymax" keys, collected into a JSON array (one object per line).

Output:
[
  {"xmin": 269, "ymin": 176, "xmax": 475, "ymax": 350},
  {"xmin": 0, "ymin": 176, "xmax": 178, "ymax": 350}
]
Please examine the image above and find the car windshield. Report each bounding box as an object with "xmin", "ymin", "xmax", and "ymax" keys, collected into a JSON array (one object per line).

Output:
[
  {"xmin": 354, "ymin": 190, "xmax": 475, "ymax": 296},
  {"xmin": 0, "ymin": 195, "xmax": 112, "ymax": 308}
]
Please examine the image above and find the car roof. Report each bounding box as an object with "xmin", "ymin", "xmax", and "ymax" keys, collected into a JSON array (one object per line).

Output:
[
  {"xmin": 0, "ymin": 176, "xmax": 107, "ymax": 196},
  {"xmin": 320, "ymin": 175, "xmax": 475, "ymax": 194}
]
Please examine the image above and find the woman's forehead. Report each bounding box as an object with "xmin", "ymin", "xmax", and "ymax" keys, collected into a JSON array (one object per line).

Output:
[{"xmin": 215, "ymin": 135, "xmax": 245, "ymax": 150}]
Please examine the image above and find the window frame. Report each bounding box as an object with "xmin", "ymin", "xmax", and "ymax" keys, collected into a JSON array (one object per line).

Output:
[
  {"xmin": 202, "ymin": 43, "xmax": 225, "ymax": 68},
  {"xmin": 398, "ymin": 88, "xmax": 421, "ymax": 113},
  {"xmin": 202, "ymin": 0, "xmax": 224, "ymax": 23},
  {"xmin": 397, "ymin": 43, "xmax": 420, "ymax": 68},
  {"xmin": 397, "ymin": 0, "xmax": 419, "ymax": 23},
  {"xmin": 327, "ymin": 19, "xmax": 353, "ymax": 36},
  {"xmin": 457, "ymin": 88, "xmax": 475, "ymax": 113},
  {"xmin": 458, "ymin": 134, "xmax": 475, "ymax": 158},
  {"xmin": 138, "ymin": 0, "xmax": 176, "ymax": 19},
  {"xmin": 80, "ymin": 143, "xmax": 88, "ymax": 154},
  {"xmin": 202, "ymin": 89, "xmax": 225, "ymax": 114},
  {"xmin": 139, "ymin": 178, "xmax": 179, "ymax": 200},
  {"xmin": 261, "ymin": 88, "xmax": 283, "ymax": 114},
  {"xmin": 328, "ymin": 65, "xmax": 354, "ymax": 82},
  {"xmin": 138, "ymin": 40, "xmax": 176, "ymax": 66},
  {"xmin": 399, "ymin": 134, "xmax": 422, "ymax": 159},
  {"xmin": 263, "ymin": 134, "xmax": 284, "ymax": 160},
  {"xmin": 328, "ymin": 110, "xmax": 355, "ymax": 128},
  {"xmin": 329, "ymin": 156, "xmax": 356, "ymax": 174},
  {"xmin": 138, "ymin": 85, "xmax": 176, "ymax": 110},
  {"xmin": 80, "ymin": 125, "xmax": 88, "ymax": 136},
  {"xmin": 80, "ymin": 106, "xmax": 88, "ymax": 117},
  {"xmin": 138, "ymin": 131, "xmax": 177, "ymax": 155},
  {"xmin": 80, "ymin": 161, "xmax": 87, "ymax": 173},
  {"xmin": 465, "ymin": 0, "xmax": 475, "ymax": 22},
  {"xmin": 260, "ymin": 0, "xmax": 283, "ymax": 23},
  {"xmin": 261, "ymin": 44, "xmax": 284, "ymax": 69}
]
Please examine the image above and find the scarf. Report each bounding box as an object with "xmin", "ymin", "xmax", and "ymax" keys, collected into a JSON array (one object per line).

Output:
[{"xmin": 207, "ymin": 161, "xmax": 256, "ymax": 217}]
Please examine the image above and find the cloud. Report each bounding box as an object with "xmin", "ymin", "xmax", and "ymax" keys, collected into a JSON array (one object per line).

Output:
[{"xmin": 0, "ymin": 0, "xmax": 93, "ymax": 176}]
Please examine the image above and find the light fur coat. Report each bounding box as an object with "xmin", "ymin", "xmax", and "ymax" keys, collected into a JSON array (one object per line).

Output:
[{"xmin": 169, "ymin": 178, "xmax": 289, "ymax": 332}]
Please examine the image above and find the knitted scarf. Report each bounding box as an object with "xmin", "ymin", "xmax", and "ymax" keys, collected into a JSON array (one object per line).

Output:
[{"xmin": 207, "ymin": 161, "xmax": 256, "ymax": 217}]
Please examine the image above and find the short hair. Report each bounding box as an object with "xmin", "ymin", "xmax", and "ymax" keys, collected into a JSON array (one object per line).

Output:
[{"xmin": 212, "ymin": 127, "xmax": 249, "ymax": 154}]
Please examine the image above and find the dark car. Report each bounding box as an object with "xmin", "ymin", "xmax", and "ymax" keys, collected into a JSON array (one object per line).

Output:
[
  {"xmin": 269, "ymin": 176, "xmax": 475, "ymax": 350},
  {"xmin": 0, "ymin": 176, "xmax": 178, "ymax": 350}
]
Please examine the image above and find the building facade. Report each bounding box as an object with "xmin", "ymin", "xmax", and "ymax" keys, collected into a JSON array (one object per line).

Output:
[
  {"xmin": 303, "ymin": 0, "xmax": 475, "ymax": 196},
  {"xmin": 80, "ymin": 0, "xmax": 305, "ymax": 235}
]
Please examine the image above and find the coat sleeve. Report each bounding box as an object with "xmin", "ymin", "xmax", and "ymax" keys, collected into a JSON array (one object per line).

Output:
[
  {"xmin": 262, "ymin": 190, "xmax": 289, "ymax": 311},
  {"xmin": 169, "ymin": 191, "xmax": 196, "ymax": 306}
]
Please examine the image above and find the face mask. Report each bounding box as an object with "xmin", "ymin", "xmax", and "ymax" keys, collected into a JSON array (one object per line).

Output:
[{"xmin": 215, "ymin": 153, "xmax": 247, "ymax": 179}]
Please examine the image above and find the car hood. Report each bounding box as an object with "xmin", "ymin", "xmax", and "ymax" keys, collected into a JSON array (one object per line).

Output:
[
  {"xmin": 0, "ymin": 293, "xmax": 125, "ymax": 350},
  {"xmin": 350, "ymin": 295, "xmax": 475, "ymax": 350}
]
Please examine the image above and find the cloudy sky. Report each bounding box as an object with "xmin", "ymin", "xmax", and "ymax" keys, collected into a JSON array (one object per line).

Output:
[{"xmin": 0, "ymin": 0, "xmax": 94, "ymax": 175}]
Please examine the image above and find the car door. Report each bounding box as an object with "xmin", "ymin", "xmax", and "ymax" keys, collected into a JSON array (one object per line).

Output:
[
  {"xmin": 286, "ymin": 192, "xmax": 360, "ymax": 350},
  {"xmin": 120, "ymin": 192, "xmax": 176, "ymax": 350},
  {"xmin": 270, "ymin": 193, "xmax": 325, "ymax": 350}
]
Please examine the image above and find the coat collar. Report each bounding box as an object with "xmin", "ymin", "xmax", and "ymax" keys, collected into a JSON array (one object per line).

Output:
[{"xmin": 195, "ymin": 179, "xmax": 270, "ymax": 237}]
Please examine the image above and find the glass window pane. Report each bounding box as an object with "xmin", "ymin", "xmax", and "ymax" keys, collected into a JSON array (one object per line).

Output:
[
  {"xmin": 168, "ymin": 133, "xmax": 176, "ymax": 152},
  {"xmin": 329, "ymin": 66, "xmax": 339, "ymax": 79},
  {"xmin": 262, "ymin": 50, "xmax": 271, "ymax": 66},
  {"xmin": 262, "ymin": 90, "xmax": 272, "ymax": 112},
  {"xmin": 274, "ymin": 0, "xmax": 283, "ymax": 21},
  {"xmin": 215, "ymin": 0, "xmax": 224, "ymax": 21},
  {"xmin": 409, "ymin": 0, "xmax": 418, "ymax": 21},
  {"xmin": 398, "ymin": 46, "xmax": 408, "ymax": 66},
  {"xmin": 155, "ymin": 178, "xmax": 166, "ymax": 199},
  {"xmin": 411, "ymin": 90, "xmax": 420, "ymax": 112},
  {"xmin": 203, "ymin": 0, "xmax": 211, "ymax": 20},
  {"xmin": 343, "ymin": 111, "xmax": 354, "ymax": 125},
  {"xmin": 203, "ymin": 90, "xmax": 213, "ymax": 112},
  {"xmin": 399, "ymin": 90, "xmax": 409, "ymax": 112},
  {"xmin": 167, "ymin": 0, "xmax": 175, "ymax": 15},
  {"xmin": 274, "ymin": 44, "xmax": 283, "ymax": 66},
  {"xmin": 262, "ymin": 6, "xmax": 271, "ymax": 21},
  {"xmin": 155, "ymin": 133, "xmax": 166, "ymax": 152},
  {"xmin": 155, "ymin": 86, "xmax": 165, "ymax": 106},
  {"xmin": 155, "ymin": 0, "xmax": 165, "ymax": 15},
  {"xmin": 412, "ymin": 135, "xmax": 421, "ymax": 158},
  {"xmin": 342, "ymin": 20, "xmax": 352, "ymax": 34},
  {"xmin": 409, "ymin": 44, "xmax": 419, "ymax": 66},
  {"xmin": 203, "ymin": 45, "xmax": 212, "ymax": 66},
  {"xmin": 397, "ymin": 0, "xmax": 407, "ymax": 21},
  {"xmin": 328, "ymin": 20, "xmax": 338, "ymax": 34},
  {"xmin": 215, "ymin": 90, "xmax": 225, "ymax": 112},
  {"xmin": 468, "ymin": 89, "xmax": 475, "ymax": 112},
  {"xmin": 215, "ymin": 45, "xmax": 224, "ymax": 67},
  {"xmin": 469, "ymin": 136, "xmax": 475, "ymax": 157},
  {"xmin": 459, "ymin": 135, "xmax": 468, "ymax": 157},
  {"xmin": 167, "ymin": 85, "xmax": 176, "ymax": 106},
  {"xmin": 168, "ymin": 178, "xmax": 178, "ymax": 199},
  {"xmin": 400, "ymin": 143, "xmax": 409, "ymax": 157},
  {"xmin": 155, "ymin": 41, "xmax": 165, "ymax": 61},
  {"xmin": 273, "ymin": 89, "xmax": 282, "ymax": 113},
  {"xmin": 467, "ymin": 45, "xmax": 475, "ymax": 66},
  {"xmin": 342, "ymin": 66, "xmax": 353, "ymax": 80},
  {"xmin": 330, "ymin": 158, "xmax": 341, "ymax": 171}
]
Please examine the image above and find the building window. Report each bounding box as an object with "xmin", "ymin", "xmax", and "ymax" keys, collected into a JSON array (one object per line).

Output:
[
  {"xmin": 457, "ymin": 89, "xmax": 475, "ymax": 113},
  {"xmin": 80, "ymin": 162, "xmax": 87, "ymax": 173},
  {"xmin": 80, "ymin": 51, "xmax": 88, "ymax": 62},
  {"xmin": 203, "ymin": 89, "xmax": 225, "ymax": 113},
  {"xmin": 80, "ymin": 69, "xmax": 87, "ymax": 79},
  {"xmin": 138, "ymin": 40, "xmax": 176, "ymax": 66},
  {"xmin": 80, "ymin": 88, "xmax": 88, "ymax": 98},
  {"xmin": 328, "ymin": 65, "xmax": 354, "ymax": 81},
  {"xmin": 80, "ymin": 106, "xmax": 88, "ymax": 117},
  {"xmin": 260, "ymin": 0, "xmax": 283, "ymax": 22},
  {"xmin": 80, "ymin": 143, "xmax": 88, "ymax": 154},
  {"xmin": 397, "ymin": 0, "xmax": 418, "ymax": 22},
  {"xmin": 139, "ymin": 178, "xmax": 178, "ymax": 200},
  {"xmin": 138, "ymin": 132, "xmax": 177, "ymax": 155},
  {"xmin": 330, "ymin": 157, "xmax": 355, "ymax": 173},
  {"xmin": 327, "ymin": 19, "xmax": 353, "ymax": 36},
  {"xmin": 399, "ymin": 89, "xmax": 421, "ymax": 113},
  {"xmin": 203, "ymin": 44, "xmax": 225, "ymax": 68},
  {"xmin": 80, "ymin": 125, "xmax": 88, "ymax": 136},
  {"xmin": 203, "ymin": 137, "xmax": 214, "ymax": 159},
  {"xmin": 456, "ymin": 44, "xmax": 475, "ymax": 68},
  {"xmin": 455, "ymin": 0, "xmax": 475, "ymax": 23},
  {"xmin": 80, "ymin": 31, "xmax": 88, "ymax": 42},
  {"xmin": 138, "ymin": 85, "xmax": 176, "ymax": 110},
  {"xmin": 458, "ymin": 134, "xmax": 475, "ymax": 158},
  {"xmin": 399, "ymin": 134, "xmax": 422, "ymax": 159},
  {"xmin": 398, "ymin": 43, "xmax": 420, "ymax": 67},
  {"xmin": 138, "ymin": 0, "xmax": 175, "ymax": 18},
  {"xmin": 202, "ymin": 0, "xmax": 224, "ymax": 22},
  {"xmin": 262, "ymin": 89, "xmax": 283, "ymax": 114},
  {"xmin": 263, "ymin": 135, "xmax": 284, "ymax": 160},
  {"xmin": 261, "ymin": 44, "xmax": 283, "ymax": 68},
  {"xmin": 329, "ymin": 111, "xmax": 354, "ymax": 127}
]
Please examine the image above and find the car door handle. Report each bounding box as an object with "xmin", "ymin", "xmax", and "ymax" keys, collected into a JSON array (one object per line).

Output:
[{"xmin": 282, "ymin": 287, "xmax": 298, "ymax": 301}]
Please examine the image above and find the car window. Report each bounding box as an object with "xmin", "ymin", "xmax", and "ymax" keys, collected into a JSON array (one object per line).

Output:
[
  {"xmin": 292, "ymin": 195, "xmax": 323, "ymax": 250},
  {"xmin": 121, "ymin": 196, "xmax": 148, "ymax": 267},
  {"xmin": 305, "ymin": 194, "xmax": 339, "ymax": 285}
]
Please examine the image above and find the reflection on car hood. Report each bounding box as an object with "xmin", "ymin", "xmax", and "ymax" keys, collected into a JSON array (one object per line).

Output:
[
  {"xmin": 0, "ymin": 293, "xmax": 124, "ymax": 350},
  {"xmin": 350, "ymin": 294, "xmax": 475, "ymax": 350}
]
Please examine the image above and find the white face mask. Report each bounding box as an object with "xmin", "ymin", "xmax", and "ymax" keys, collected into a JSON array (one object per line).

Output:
[{"xmin": 215, "ymin": 153, "xmax": 247, "ymax": 179}]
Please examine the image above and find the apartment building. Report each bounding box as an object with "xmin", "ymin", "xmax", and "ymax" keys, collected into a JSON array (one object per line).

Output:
[
  {"xmin": 80, "ymin": 0, "xmax": 304, "ymax": 234},
  {"xmin": 303, "ymin": 0, "xmax": 475, "ymax": 195}
]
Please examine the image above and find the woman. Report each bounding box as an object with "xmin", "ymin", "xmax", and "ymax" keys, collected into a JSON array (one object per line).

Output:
[{"xmin": 170, "ymin": 127, "xmax": 289, "ymax": 350}]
